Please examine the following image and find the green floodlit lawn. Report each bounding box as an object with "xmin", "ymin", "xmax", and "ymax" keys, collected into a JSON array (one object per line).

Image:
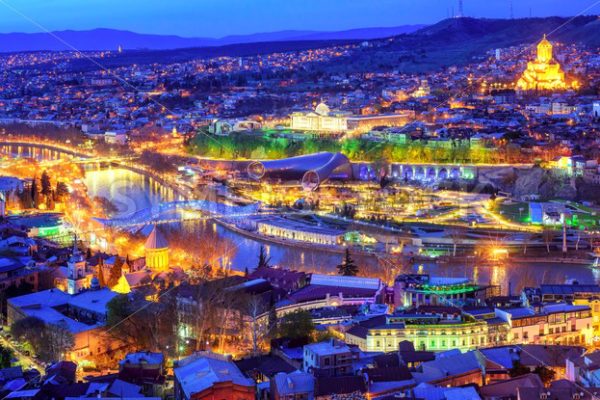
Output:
[
  {"xmin": 497, "ymin": 200, "xmax": 600, "ymax": 229},
  {"xmin": 497, "ymin": 201, "xmax": 530, "ymax": 224}
]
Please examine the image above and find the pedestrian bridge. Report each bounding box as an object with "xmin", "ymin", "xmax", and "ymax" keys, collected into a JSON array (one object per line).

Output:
[{"xmin": 94, "ymin": 200, "xmax": 260, "ymax": 228}]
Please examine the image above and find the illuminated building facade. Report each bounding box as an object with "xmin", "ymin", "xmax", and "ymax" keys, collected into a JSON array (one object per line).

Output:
[
  {"xmin": 516, "ymin": 35, "xmax": 573, "ymax": 91},
  {"xmin": 290, "ymin": 103, "xmax": 349, "ymax": 133},
  {"xmin": 257, "ymin": 219, "xmax": 343, "ymax": 246},
  {"xmin": 393, "ymin": 274, "xmax": 489, "ymax": 309},
  {"xmin": 524, "ymin": 284, "xmax": 600, "ymax": 341},
  {"xmin": 348, "ymin": 308, "xmax": 490, "ymax": 353},
  {"xmin": 495, "ymin": 303, "xmax": 593, "ymax": 346},
  {"xmin": 145, "ymin": 225, "xmax": 170, "ymax": 271},
  {"xmin": 412, "ymin": 79, "xmax": 431, "ymax": 98},
  {"xmin": 7, "ymin": 288, "xmax": 120, "ymax": 363},
  {"xmin": 290, "ymin": 103, "xmax": 412, "ymax": 134}
]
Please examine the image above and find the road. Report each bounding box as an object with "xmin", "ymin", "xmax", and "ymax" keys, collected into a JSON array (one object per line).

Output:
[{"xmin": 0, "ymin": 331, "xmax": 45, "ymax": 374}]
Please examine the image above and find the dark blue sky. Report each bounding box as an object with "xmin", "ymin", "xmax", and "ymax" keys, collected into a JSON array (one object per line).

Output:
[{"xmin": 0, "ymin": 0, "xmax": 597, "ymax": 37}]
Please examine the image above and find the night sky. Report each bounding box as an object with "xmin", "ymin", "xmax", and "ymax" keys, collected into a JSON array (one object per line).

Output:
[{"xmin": 0, "ymin": 0, "xmax": 597, "ymax": 37}]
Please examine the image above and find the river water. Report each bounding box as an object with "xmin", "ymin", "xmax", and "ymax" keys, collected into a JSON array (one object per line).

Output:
[
  {"xmin": 82, "ymin": 167, "xmax": 600, "ymax": 290},
  {"xmin": 4, "ymin": 143, "xmax": 598, "ymax": 290}
]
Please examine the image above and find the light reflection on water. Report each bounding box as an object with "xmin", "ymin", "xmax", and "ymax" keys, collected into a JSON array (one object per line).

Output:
[
  {"xmin": 78, "ymin": 165, "xmax": 600, "ymax": 289},
  {"xmin": 0, "ymin": 144, "xmax": 65, "ymax": 161}
]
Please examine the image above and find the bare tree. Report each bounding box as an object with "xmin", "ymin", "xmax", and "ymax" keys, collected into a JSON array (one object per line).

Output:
[
  {"xmin": 244, "ymin": 295, "xmax": 268, "ymax": 356},
  {"xmin": 45, "ymin": 322, "xmax": 75, "ymax": 362},
  {"xmin": 449, "ymin": 226, "xmax": 467, "ymax": 257},
  {"xmin": 542, "ymin": 228, "xmax": 555, "ymax": 254}
]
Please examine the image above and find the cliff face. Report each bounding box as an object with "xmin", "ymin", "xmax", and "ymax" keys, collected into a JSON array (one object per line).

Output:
[{"xmin": 512, "ymin": 167, "xmax": 576, "ymax": 201}]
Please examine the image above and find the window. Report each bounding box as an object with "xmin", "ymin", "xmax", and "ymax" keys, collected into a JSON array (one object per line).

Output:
[{"xmin": 523, "ymin": 332, "xmax": 529, "ymax": 340}]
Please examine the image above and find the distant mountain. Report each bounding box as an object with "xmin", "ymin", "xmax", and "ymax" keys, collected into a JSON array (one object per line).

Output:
[
  {"xmin": 318, "ymin": 16, "xmax": 600, "ymax": 74},
  {"xmin": 278, "ymin": 25, "xmax": 426, "ymax": 41},
  {"xmin": 412, "ymin": 16, "xmax": 600, "ymax": 47},
  {"xmin": 0, "ymin": 25, "xmax": 425, "ymax": 53}
]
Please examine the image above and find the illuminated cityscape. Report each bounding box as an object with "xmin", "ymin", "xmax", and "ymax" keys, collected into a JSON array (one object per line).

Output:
[{"xmin": 0, "ymin": 1, "xmax": 599, "ymax": 399}]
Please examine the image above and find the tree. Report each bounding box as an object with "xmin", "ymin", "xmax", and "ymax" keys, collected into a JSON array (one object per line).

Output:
[
  {"xmin": 46, "ymin": 191, "xmax": 55, "ymax": 210},
  {"xmin": 55, "ymin": 182, "xmax": 69, "ymax": 200},
  {"xmin": 542, "ymin": 228, "xmax": 554, "ymax": 254},
  {"xmin": 11, "ymin": 317, "xmax": 73, "ymax": 362},
  {"xmin": 107, "ymin": 256, "xmax": 124, "ymax": 287},
  {"xmin": 31, "ymin": 178, "xmax": 40, "ymax": 208},
  {"xmin": 277, "ymin": 310, "xmax": 315, "ymax": 346},
  {"xmin": 449, "ymin": 226, "xmax": 466, "ymax": 257},
  {"xmin": 257, "ymin": 245, "xmax": 271, "ymax": 269},
  {"xmin": 337, "ymin": 248, "xmax": 359, "ymax": 276},
  {"xmin": 11, "ymin": 316, "xmax": 45, "ymax": 344},
  {"xmin": 245, "ymin": 295, "xmax": 266, "ymax": 356},
  {"xmin": 0, "ymin": 345, "xmax": 12, "ymax": 369},
  {"xmin": 509, "ymin": 360, "xmax": 531, "ymax": 378},
  {"xmin": 97, "ymin": 258, "xmax": 106, "ymax": 288},
  {"xmin": 268, "ymin": 304, "xmax": 278, "ymax": 339},
  {"xmin": 534, "ymin": 365, "xmax": 556, "ymax": 385},
  {"xmin": 44, "ymin": 322, "xmax": 74, "ymax": 362},
  {"xmin": 40, "ymin": 171, "xmax": 52, "ymax": 197}
]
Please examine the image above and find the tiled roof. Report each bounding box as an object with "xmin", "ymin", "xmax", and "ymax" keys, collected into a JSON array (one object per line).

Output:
[{"xmin": 145, "ymin": 225, "xmax": 168, "ymax": 250}]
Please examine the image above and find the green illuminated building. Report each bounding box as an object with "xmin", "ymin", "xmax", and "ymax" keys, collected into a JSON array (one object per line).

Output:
[{"xmin": 393, "ymin": 274, "xmax": 495, "ymax": 309}]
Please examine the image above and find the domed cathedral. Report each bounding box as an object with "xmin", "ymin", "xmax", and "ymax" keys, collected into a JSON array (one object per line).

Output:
[
  {"xmin": 516, "ymin": 35, "xmax": 576, "ymax": 91},
  {"xmin": 144, "ymin": 225, "xmax": 169, "ymax": 271}
]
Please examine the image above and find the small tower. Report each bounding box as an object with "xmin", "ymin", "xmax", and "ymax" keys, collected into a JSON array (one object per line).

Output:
[
  {"xmin": 145, "ymin": 225, "xmax": 169, "ymax": 271},
  {"xmin": 457, "ymin": 0, "xmax": 464, "ymax": 17},
  {"xmin": 0, "ymin": 192, "xmax": 6, "ymax": 218},
  {"xmin": 67, "ymin": 238, "xmax": 87, "ymax": 294}
]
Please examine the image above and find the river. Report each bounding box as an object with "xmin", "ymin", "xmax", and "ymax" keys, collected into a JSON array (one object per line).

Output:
[
  {"xmin": 82, "ymin": 166, "xmax": 600, "ymax": 290},
  {"xmin": 4, "ymin": 143, "xmax": 598, "ymax": 290}
]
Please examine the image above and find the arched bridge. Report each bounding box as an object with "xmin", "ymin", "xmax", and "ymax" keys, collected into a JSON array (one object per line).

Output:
[{"xmin": 94, "ymin": 200, "xmax": 260, "ymax": 228}]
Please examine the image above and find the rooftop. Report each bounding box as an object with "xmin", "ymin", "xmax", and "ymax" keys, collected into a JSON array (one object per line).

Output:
[
  {"xmin": 272, "ymin": 371, "xmax": 314, "ymax": 396},
  {"xmin": 8, "ymin": 288, "xmax": 118, "ymax": 333},
  {"xmin": 174, "ymin": 353, "xmax": 253, "ymax": 399},
  {"xmin": 145, "ymin": 225, "xmax": 168, "ymax": 250},
  {"xmin": 304, "ymin": 340, "xmax": 351, "ymax": 356}
]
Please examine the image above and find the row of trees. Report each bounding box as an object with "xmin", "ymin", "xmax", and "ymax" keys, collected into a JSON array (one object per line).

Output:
[
  {"xmin": 17, "ymin": 170, "xmax": 69, "ymax": 210},
  {"xmin": 188, "ymin": 132, "xmax": 524, "ymax": 164},
  {"xmin": 11, "ymin": 317, "xmax": 74, "ymax": 362}
]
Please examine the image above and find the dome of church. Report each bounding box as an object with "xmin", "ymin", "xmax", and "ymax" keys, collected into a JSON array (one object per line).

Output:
[
  {"xmin": 145, "ymin": 225, "xmax": 168, "ymax": 250},
  {"xmin": 315, "ymin": 102, "xmax": 330, "ymax": 116},
  {"xmin": 90, "ymin": 276, "xmax": 100, "ymax": 290}
]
